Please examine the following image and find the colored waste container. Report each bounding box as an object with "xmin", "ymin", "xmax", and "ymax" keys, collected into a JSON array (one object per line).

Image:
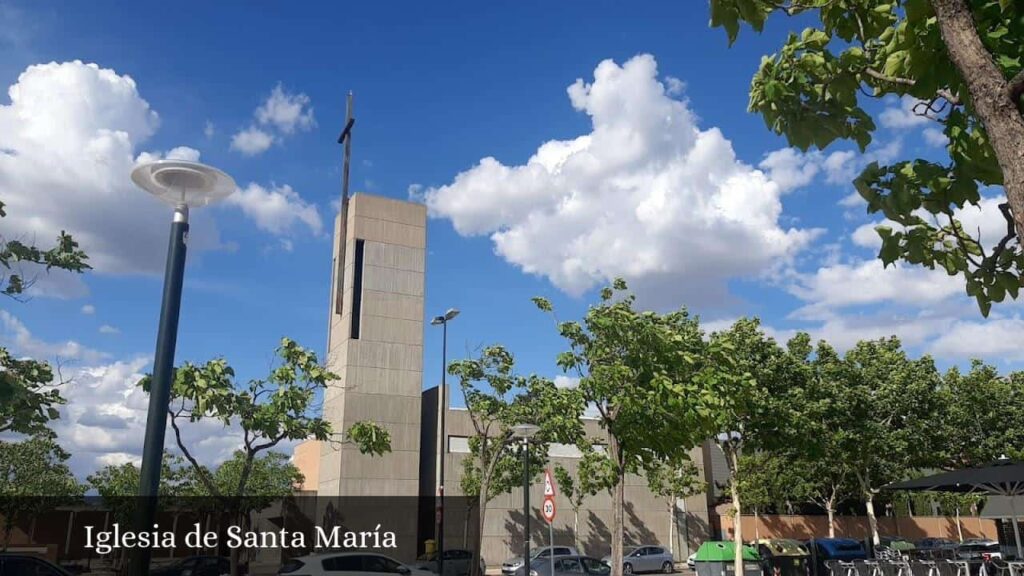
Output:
[
  {"xmin": 694, "ymin": 541, "xmax": 762, "ymax": 576},
  {"xmin": 755, "ymin": 539, "xmax": 810, "ymax": 576},
  {"xmin": 806, "ymin": 538, "xmax": 867, "ymax": 576}
]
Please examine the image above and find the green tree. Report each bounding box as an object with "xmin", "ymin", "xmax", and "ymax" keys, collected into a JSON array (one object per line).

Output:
[
  {"xmin": 0, "ymin": 201, "xmax": 89, "ymax": 436},
  {"xmin": 142, "ymin": 338, "xmax": 391, "ymax": 576},
  {"xmin": 711, "ymin": 0, "xmax": 1024, "ymax": 316},
  {"xmin": 554, "ymin": 440, "xmax": 615, "ymax": 551},
  {"xmin": 86, "ymin": 453, "xmax": 196, "ymax": 570},
  {"xmin": 644, "ymin": 456, "xmax": 703, "ymax": 557},
  {"xmin": 0, "ymin": 435, "xmax": 84, "ymax": 549},
  {"xmin": 937, "ymin": 361, "xmax": 1024, "ymax": 468},
  {"xmin": 830, "ymin": 338, "xmax": 943, "ymax": 544},
  {"xmin": 788, "ymin": 339, "xmax": 860, "ymax": 538},
  {"xmin": 730, "ymin": 451, "xmax": 791, "ymax": 543},
  {"xmin": 707, "ymin": 319, "xmax": 809, "ymax": 575},
  {"xmin": 535, "ymin": 280, "xmax": 738, "ymax": 576},
  {"xmin": 449, "ymin": 345, "xmax": 584, "ymax": 576}
]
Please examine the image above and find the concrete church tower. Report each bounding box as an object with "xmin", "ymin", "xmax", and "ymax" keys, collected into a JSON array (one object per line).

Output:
[{"xmin": 317, "ymin": 192, "xmax": 427, "ymax": 496}]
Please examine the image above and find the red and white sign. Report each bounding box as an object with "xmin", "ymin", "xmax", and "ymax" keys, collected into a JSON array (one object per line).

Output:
[
  {"xmin": 543, "ymin": 469, "xmax": 556, "ymax": 497},
  {"xmin": 542, "ymin": 496, "xmax": 556, "ymax": 523}
]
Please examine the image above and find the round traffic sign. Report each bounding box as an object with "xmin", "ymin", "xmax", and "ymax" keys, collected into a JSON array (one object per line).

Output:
[{"xmin": 542, "ymin": 496, "xmax": 556, "ymax": 523}]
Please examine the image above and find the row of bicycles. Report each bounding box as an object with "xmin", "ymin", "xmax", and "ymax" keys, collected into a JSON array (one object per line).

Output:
[{"xmin": 824, "ymin": 558, "xmax": 1024, "ymax": 576}]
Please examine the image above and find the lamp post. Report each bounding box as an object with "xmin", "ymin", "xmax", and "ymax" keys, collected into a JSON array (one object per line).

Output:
[
  {"xmin": 512, "ymin": 423, "xmax": 541, "ymax": 576},
  {"xmin": 128, "ymin": 160, "xmax": 235, "ymax": 576},
  {"xmin": 430, "ymin": 308, "xmax": 459, "ymax": 576}
]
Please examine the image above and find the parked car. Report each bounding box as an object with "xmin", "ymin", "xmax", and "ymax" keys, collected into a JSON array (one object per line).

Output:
[
  {"xmin": 601, "ymin": 546, "xmax": 674, "ymax": 574},
  {"xmin": 279, "ymin": 552, "xmax": 435, "ymax": 576},
  {"xmin": 961, "ymin": 539, "xmax": 999, "ymax": 547},
  {"xmin": 526, "ymin": 555, "xmax": 610, "ymax": 576},
  {"xmin": 0, "ymin": 554, "xmax": 73, "ymax": 576},
  {"xmin": 917, "ymin": 538, "xmax": 957, "ymax": 550},
  {"xmin": 686, "ymin": 553, "xmax": 696, "ymax": 570},
  {"xmin": 502, "ymin": 546, "xmax": 579, "ymax": 576},
  {"xmin": 412, "ymin": 549, "xmax": 486, "ymax": 576},
  {"xmin": 956, "ymin": 542, "xmax": 1003, "ymax": 562},
  {"xmin": 152, "ymin": 556, "xmax": 237, "ymax": 576}
]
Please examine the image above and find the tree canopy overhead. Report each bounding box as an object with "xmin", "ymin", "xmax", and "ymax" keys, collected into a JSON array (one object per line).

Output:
[{"xmin": 711, "ymin": 0, "xmax": 1024, "ymax": 316}]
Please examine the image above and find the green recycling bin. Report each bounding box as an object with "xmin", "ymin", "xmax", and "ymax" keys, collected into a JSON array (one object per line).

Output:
[
  {"xmin": 694, "ymin": 541, "xmax": 762, "ymax": 576},
  {"xmin": 755, "ymin": 539, "xmax": 810, "ymax": 576}
]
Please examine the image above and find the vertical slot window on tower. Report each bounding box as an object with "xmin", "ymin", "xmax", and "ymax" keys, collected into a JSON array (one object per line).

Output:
[{"xmin": 350, "ymin": 239, "xmax": 365, "ymax": 339}]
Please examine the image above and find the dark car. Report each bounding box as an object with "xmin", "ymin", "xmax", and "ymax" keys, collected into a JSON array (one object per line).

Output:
[
  {"xmin": 0, "ymin": 554, "xmax": 72, "ymax": 576},
  {"xmin": 527, "ymin": 555, "xmax": 611, "ymax": 576},
  {"xmin": 917, "ymin": 538, "xmax": 956, "ymax": 550},
  {"xmin": 956, "ymin": 542, "xmax": 1003, "ymax": 561},
  {"xmin": 151, "ymin": 556, "xmax": 236, "ymax": 576}
]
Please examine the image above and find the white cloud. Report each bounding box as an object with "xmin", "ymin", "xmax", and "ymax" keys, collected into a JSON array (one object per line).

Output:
[
  {"xmin": 0, "ymin": 309, "xmax": 106, "ymax": 364},
  {"xmin": 256, "ymin": 84, "xmax": 315, "ymax": 134},
  {"xmin": 226, "ymin": 183, "xmax": 323, "ymax": 236},
  {"xmin": 80, "ymin": 304, "xmax": 95, "ymax": 315},
  {"xmin": 230, "ymin": 126, "xmax": 274, "ymax": 156},
  {"xmin": 788, "ymin": 259, "xmax": 964, "ymax": 317},
  {"xmin": 553, "ymin": 375, "xmax": 580, "ymax": 389},
  {"xmin": 98, "ymin": 324, "xmax": 119, "ymax": 335},
  {"xmin": 880, "ymin": 96, "xmax": 930, "ymax": 129},
  {"xmin": 423, "ymin": 55, "xmax": 820, "ymax": 305},
  {"xmin": 664, "ymin": 76, "xmax": 685, "ymax": 96},
  {"xmin": 823, "ymin": 150, "xmax": 858, "ymax": 184},
  {"xmin": 50, "ymin": 355, "xmax": 245, "ymax": 478},
  {"xmin": 0, "ymin": 61, "xmax": 225, "ymax": 278},
  {"xmin": 204, "ymin": 120, "xmax": 215, "ymax": 139},
  {"xmin": 929, "ymin": 315, "xmax": 1024, "ymax": 362},
  {"xmin": 759, "ymin": 148, "xmax": 819, "ymax": 192},
  {"xmin": 839, "ymin": 191, "xmax": 866, "ymax": 208},
  {"xmin": 230, "ymin": 84, "xmax": 314, "ymax": 157},
  {"xmin": 923, "ymin": 127, "xmax": 949, "ymax": 148}
]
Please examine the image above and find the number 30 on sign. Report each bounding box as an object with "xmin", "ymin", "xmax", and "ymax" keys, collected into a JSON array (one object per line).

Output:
[{"xmin": 542, "ymin": 496, "xmax": 556, "ymax": 523}]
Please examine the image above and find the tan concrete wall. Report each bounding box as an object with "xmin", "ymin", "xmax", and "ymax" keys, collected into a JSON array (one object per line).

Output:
[
  {"xmin": 441, "ymin": 408, "xmax": 713, "ymax": 567},
  {"xmin": 293, "ymin": 439, "xmax": 321, "ymax": 490},
  {"xmin": 720, "ymin": 514, "xmax": 998, "ymax": 541},
  {"xmin": 319, "ymin": 194, "xmax": 427, "ymax": 497}
]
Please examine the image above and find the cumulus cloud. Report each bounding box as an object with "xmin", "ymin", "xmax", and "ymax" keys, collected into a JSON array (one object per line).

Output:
[
  {"xmin": 80, "ymin": 304, "xmax": 95, "ymax": 315},
  {"xmin": 230, "ymin": 126, "xmax": 274, "ymax": 156},
  {"xmin": 879, "ymin": 95, "xmax": 930, "ymax": 129},
  {"xmin": 256, "ymin": 84, "xmax": 315, "ymax": 134},
  {"xmin": 230, "ymin": 84, "xmax": 314, "ymax": 156},
  {"xmin": 929, "ymin": 315, "xmax": 1024, "ymax": 362},
  {"xmin": 759, "ymin": 148, "xmax": 819, "ymax": 192},
  {"xmin": 923, "ymin": 127, "xmax": 949, "ymax": 148},
  {"xmin": 98, "ymin": 324, "xmax": 119, "ymax": 335},
  {"xmin": 225, "ymin": 183, "xmax": 323, "ymax": 236},
  {"xmin": 423, "ymin": 55, "xmax": 820, "ymax": 305},
  {"xmin": 0, "ymin": 61, "xmax": 225, "ymax": 278},
  {"xmin": 788, "ymin": 260, "xmax": 964, "ymax": 318},
  {"xmin": 0, "ymin": 310, "xmax": 106, "ymax": 364}
]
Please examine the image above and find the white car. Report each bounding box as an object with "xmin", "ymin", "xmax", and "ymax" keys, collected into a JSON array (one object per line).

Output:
[{"xmin": 279, "ymin": 552, "xmax": 435, "ymax": 576}]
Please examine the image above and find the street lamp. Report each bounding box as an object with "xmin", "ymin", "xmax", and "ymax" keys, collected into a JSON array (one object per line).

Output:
[
  {"xmin": 128, "ymin": 160, "xmax": 235, "ymax": 576},
  {"xmin": 430, "ymin": 308, "xmax": 459, "ymax": 575},
  {"xmin": 513, "ymin": 423, "xmax": 541, "ymax": 576}
]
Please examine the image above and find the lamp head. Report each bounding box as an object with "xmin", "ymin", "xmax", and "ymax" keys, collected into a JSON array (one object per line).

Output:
[
  {"xmin": 131, "ymin": 160, "xmax": 236, "ymax": 208},
  {"xmin": 512, "ymin": 423, "xmax": 541, "ymax": 439},
  {"xmin": 431, "ymin": 316, "xmax": 445, "ymax": 325}
]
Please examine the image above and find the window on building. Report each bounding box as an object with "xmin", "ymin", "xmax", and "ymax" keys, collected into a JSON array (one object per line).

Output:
[
  {"xmin": 448, "ymin": 436, "xmax": 470, "ymax": 453},
  {"xmin": 350, "ymin": 239, "xmax": 365, "ymax": 339}
]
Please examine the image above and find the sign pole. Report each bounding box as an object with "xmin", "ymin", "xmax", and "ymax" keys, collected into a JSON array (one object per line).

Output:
[{"xmin": 543, "ymin": 469, "xmax": 558, "ymax": 576}]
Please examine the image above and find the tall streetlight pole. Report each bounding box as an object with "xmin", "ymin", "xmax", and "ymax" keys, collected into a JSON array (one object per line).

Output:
[
  {"xmin": 513, "ymin": 424, "xmax": 541, "ymax": 576},
  {"xmin": 128, "ymin": 160, "xmax": 235, "ymax": 576},
  {"xmin": 431, "ymin": 308, "xmax": 460, "ymax": 576}
]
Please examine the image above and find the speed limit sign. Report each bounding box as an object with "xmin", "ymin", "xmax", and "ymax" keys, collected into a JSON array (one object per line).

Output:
[{"xmin": 542, "ymin": 496, "xmax": 556, "ymax": 523}]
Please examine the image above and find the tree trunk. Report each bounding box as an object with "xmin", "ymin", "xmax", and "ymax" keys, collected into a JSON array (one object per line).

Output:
[
  {"xmin": 668, "ymin": 499, "xmax": 675, "ymax": 556},
  {"xmin": 956, "ymin": 507, "xmax": 964, "ymax": 542},
  {"xmin": 930, "ymin": 0, "xmax": 1024, "ymax": 239},
  {"xmin": 473, "ymin": 483, "xmax": 489, "ymax": 576},
  {"xmin": 826, "ymin": 500, "xmax": 836, "ymax": 539},
  {"xmin": 865, "ymin": 493, "xmax": 880, "ymax": 546},
  {"xmin": 753, "ymin": 508, "xmax": 760, "ymax": 543},
  {"xmin": 725, "ymin": 446, "xmax": 743, "ymax": 576},
  {"xmin": 574, "ymin": 508, "xmax": 580, "ymax": 552},
  {"xmin": 609, "ymin": 434, "xmax": 625, "ymax": 576}
]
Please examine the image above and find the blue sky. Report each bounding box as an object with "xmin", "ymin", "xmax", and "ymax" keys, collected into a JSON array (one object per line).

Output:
[{"xmin": 0, "ymin": 1, "xmax": 1015, "ymax": 474}]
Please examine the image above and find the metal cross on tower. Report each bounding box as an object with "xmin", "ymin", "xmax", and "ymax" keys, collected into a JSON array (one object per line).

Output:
[{"xmin": 333, "ymin": 92, "xmax": 355, "ymax": 315}]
